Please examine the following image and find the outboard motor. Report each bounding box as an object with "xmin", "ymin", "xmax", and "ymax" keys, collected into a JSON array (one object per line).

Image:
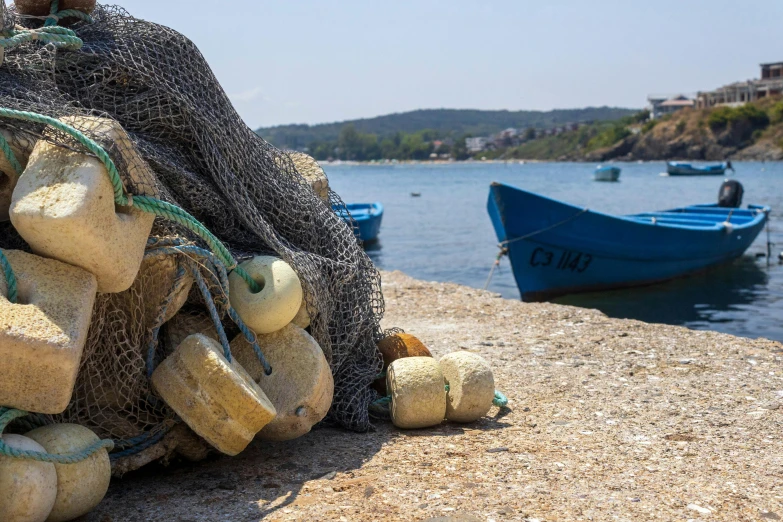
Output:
[{"xmin": 718, "ymin": 179, "xmax": 743, "ymax": 208}]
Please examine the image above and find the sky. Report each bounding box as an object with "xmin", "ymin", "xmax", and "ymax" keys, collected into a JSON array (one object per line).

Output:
[{"xmin": 112, "ymin": 0, "xmax": 783, "ymax": 129}]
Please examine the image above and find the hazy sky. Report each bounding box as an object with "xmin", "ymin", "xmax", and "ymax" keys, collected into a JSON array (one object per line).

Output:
[{"xmin": 112, "ymin": 0, "xmax": 783, "ymax": 129}]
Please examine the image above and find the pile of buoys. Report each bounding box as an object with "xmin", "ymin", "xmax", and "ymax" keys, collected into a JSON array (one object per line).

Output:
[
  {"xmin": 0, "ymin": 109, "xmax": 336, "ymax": 520},
  {"xmin": 374, "ymin": 332, "xmax": 502, "ymax": 430}
]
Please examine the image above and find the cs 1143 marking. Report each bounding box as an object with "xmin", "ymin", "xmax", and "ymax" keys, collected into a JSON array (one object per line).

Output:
[{"xmin": 530, "ymin": 247, "xmax": 592, "ymax": 273}]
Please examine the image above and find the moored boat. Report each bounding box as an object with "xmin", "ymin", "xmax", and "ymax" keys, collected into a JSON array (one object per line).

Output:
[
  {"xmin": 594, "ymin": 165, "xmax": 621, "ymax": 182},
  {"xmin": 334, "ymin": 202, "xmax": 384, "ymax": 243},
  {"xmin": 486, "ymin": 182, "xmax": 768, "ymax": 301},
  {"xmin": 666, "ymin": 161, "xmax": 733, "ymax": 176}
]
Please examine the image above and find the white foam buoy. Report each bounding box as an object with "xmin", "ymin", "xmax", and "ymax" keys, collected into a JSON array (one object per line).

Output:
[
  {"xmin": 291, "ymin": 299, "xmax": 311, "ymax": 329},
  {"xmin": 228, "ymin": 256, "xmax": 303, "ymax": 334},
  {"xmin": 10, "ymin": 116, "xmax": 158, "ymax": 293},
  {"xmin": 151, "ymin": 334, "xmax": 277, "ymax": 456},
  {"xmin": 231, "ymin": 324, "xmax": 333, "ymax": 441},
  {"xmin": 0, "ymin": 434, "xmax": 58, "ymax": 522},
  {"xmin": 25, "ymin": 424, "xmax": 111, "ymax": 522},
  {"xmin": 387, "ymin": 357, "xmax": 446, "ymax": 429},
  {"xmin": 287, "ymin": 152, "xmax": 330, "ymax": 202},
  {"xmin": 439, "ymin": 351, "xmax": 495, "ymax": 423},
  {"xmin": 0, "ymin": 249, "xmax": 97, "ymax": 414}
]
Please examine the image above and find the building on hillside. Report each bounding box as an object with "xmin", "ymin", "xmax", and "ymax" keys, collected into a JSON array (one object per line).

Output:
[
  {"xmin": 465, "ymin": 137, "xmax": 489, "ymax": 153},
  {"xmin": 696, "ymin": 62, "xmax": 783, "ymax": 109},
  {"xmin": 648, "ymin": 95, "xmax": 695, "ymax": 119}
]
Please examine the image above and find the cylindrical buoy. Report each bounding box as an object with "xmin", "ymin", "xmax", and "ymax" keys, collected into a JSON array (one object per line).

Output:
[
  {"xmin": 439, "ymin": 351, "xmax": 495, "ymax": 423},
  {"xmin": 228, "ymin": 256, "xmax": 303, "ymax": 334},
  {"xmin": 387, "ymin": 357, "xmax": 446, "ymax": 429},
  {"xmin": 231, "ymin": 324, "xmax": 333, "ymax": 441},
  {"xmin": 25, "ymin": 424, "xmax": 111, "ymax": 522},
  {"xmin": 0, "ymin": 434, "xmax": 58, "ymax": 522},
  {"xmin": 15, "ymin": 0, "xmax": 96, "ymax": 16},
  {"xmin": 373, "ymin": 332, "xmax": 433, "ymax": 394},
  {"xmin": 151, "ymin": 334, "xmax": 277, "ymax": 456}
]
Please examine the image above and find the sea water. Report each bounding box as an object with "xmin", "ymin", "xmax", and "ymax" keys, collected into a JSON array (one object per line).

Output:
[{"xmin": 327, "ymin": 161, "xmax": 783, "ymax": 342}]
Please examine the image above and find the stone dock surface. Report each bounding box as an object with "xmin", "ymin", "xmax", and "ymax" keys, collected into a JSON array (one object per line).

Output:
[{"xmin": 86, "ymin": 270, "xmax": 783, "ymax": 521}]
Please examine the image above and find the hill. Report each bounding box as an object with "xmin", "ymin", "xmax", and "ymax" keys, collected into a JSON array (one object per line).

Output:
[
  {"xmin": 482, "ymin": 97, "xmax": 783, "ymax": 162},
  {"xmin": 256, "ymin": 107, "xmax": 639, "ymax": 151}
]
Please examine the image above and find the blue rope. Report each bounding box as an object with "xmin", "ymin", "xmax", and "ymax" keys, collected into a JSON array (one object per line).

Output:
[
  {"xmin": 0, "ymin": 131, "xmax": 23, "ymax": 176},
  {"xmin": 146, "ymin": 261, "xmax": 187, "ymax": 378},
  {"xmin": 0, "ymin": 409, "xmax": 114, "ymax": 463},
  {"xmin": 0, "ymin": 250, "xmax": 17, "ymax": 303},
  {"xmin": 109, "ymin": 424, "xmax": 169, "ymax": 460}
]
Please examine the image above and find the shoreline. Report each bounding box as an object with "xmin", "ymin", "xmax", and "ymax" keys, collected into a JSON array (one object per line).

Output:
[
  {"xmin": 86, "ymin": 270, "xmax": 783, "ymax": 521},
  {"xmin": 321, "ymin": 158, "xmax": 776, "ymax": 166}
]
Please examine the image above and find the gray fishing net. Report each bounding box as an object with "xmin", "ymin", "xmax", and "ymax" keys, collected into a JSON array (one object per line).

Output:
[{"xmin": 0, "ymin": 2, "xmax": 384, "ymax": 466}]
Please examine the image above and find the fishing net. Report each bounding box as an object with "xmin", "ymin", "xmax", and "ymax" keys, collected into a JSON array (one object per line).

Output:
[{"xmin": 0, "ymin": 3, "xmax": 384, "ymax": 468}]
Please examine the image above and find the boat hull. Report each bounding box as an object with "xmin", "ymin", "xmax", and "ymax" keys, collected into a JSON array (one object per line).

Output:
[
  {"xmin": 593, "ymin": 167, "xmax": 620, "ymax": 182},
  {"xmin": 666, "ymin": 162, "xmax": 726, "ymax": 176},
  {"xmin": 487, "ymin": 182, "xmax": 768, "ymax": 301},
  {"xmin": 336, "ymin": 202, "xmax": 384, "ymax": 243}
]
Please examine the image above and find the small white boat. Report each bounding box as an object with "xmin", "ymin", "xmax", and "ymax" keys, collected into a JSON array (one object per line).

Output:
[{"xmin": 594, "ymin": 165, "xmax": 621, "ymax": 182}]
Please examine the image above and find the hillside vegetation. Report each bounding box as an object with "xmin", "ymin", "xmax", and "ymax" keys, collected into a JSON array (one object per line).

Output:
[
  {"xmin": 256, "ymin": 107, "xmax": 638, "ymax": 153},
  {"xmin": 503, "ymin": 97, "xmax": 783, "ymax": 162}
]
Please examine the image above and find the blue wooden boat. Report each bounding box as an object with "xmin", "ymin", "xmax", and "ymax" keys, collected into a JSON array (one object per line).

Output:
[
  {"xmin": 487, "ymin": 182, "xmax": 769, "ymax": 301},
  {"xmin": 594, "ymin": 165, "xmax": 621, "ymax": 182},
  {"xmin": 666, "ymin": 161, "xmax": 733, "ymax": 176},
  {"xmin": 334, "ymin": 202, "xmax": 384, "ymax": 243}
]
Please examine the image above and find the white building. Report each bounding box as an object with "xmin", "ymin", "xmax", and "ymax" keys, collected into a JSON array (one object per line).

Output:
[{"xmin": 465, "ymin": 137, "xmax": 489, "ymax": 153}]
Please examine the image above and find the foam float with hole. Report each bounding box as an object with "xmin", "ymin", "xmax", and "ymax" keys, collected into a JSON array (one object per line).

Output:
[
  {"xmin": 228, "ymin": 256, "xmax": 303, "ymax": 334},
  {"xmin": 440, "ymin": 351, "xmax": 495, "ymax": 423},
  {"xmin": 9, "ymin": 116, "xmax": 157, "ymax": 293},
  {"xmin": 0, "ymin": 249, "xmax": 97, "ymax": 414},
  {"xmin": 151, "ymin": 334, "xmax": 276, "ymax": 456},
  {"xmin": 25, "ymin": 424, "xmax": 111, "ymax": 522},
  {"xmin": 231, "ymin": 324, "xmax": 333, "ymax": 441},
  {"xmin": 373, "ymin": 332, "xmax": 433, "ymax": 394},
  {"xmin": 387, "ymin": 357, "xmax": 446, "ymax": 429},
  {"xmin": 0, "ymin": 434, "xmax": 58, "ymax": 522}
]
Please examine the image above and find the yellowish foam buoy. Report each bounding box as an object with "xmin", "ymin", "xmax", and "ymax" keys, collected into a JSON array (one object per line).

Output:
[
  {"xmin": 291, "ymin": 299, "xmax": 311, "ymax": 329},
  {"xmin": 15, "ymin": 0, "xmax": 96, "ymax": 16},
  {"xmin": 0, "ymin": 434, "xmax": 57, "ymax": 522},
  {"xmin": 387, "ymin": 357, "xmax": 446, "ymax": 429},
  {"xmin": 151, "ymin": 334, "xmax": 276, "ymax": 455},
  {"xmin": 25, "ymin": 424, "xmax": 111, "ymax": 522},
  {"xmin": 228, "ymin": 256, "xmax": 303, "ymax": 334},
  {"xmin": 231, "ymin": 324, "xmax": 333, "ymax": 441},
  {"xmin": 440, "ymin": 351, "xmax": 495, "ymax": 423}
]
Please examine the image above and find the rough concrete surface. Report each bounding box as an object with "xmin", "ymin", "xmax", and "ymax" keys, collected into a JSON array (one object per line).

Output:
[{"xmin": 86, "ymin": 270, "xmax": 783, "ymax": 521}]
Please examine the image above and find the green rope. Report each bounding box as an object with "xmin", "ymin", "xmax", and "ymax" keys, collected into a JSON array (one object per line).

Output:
[
  {"xmin": 0, "ymin": 131, "xmax": 23, "ymax": 176},
  {"xmin": 44, "ymin": 0, "xmax": 94, "ymax": 27},
  {"xmin": 0, "ymin": 108, "xmax": 261, "ymax": 293},
  {"xmin": 493, "ymin": 390, "xmax": 509, "ymax": 408},
  {"xmin": 0, "ymin": 409, "xmax": 114, "ymax": 464},
  {"xmin": 0, "ymin": 250, "xmax": 17, "ymax": 303}
]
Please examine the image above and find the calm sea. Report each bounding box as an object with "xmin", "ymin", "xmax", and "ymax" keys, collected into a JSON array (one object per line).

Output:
[{"xmin": 326, "ymin": 161, "xmax": 783, "ymax": 342}]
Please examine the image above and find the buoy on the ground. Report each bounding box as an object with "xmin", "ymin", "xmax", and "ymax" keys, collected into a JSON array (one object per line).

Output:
[
  {"xmin": 387, "ymin": 357, "xmax": 446, "ymax": 429},
  {"xmin": 0, "ymin": 249, "xmax": 97, "ymax": 414},
  {"xmin": 373, "ymin": 332, "xmax": 432, "ymax": 394},
  {"xmin": 228, "ymin": 256, "xmax": 303, "ymax": 334},
  {"xmin": 439, "ymin": 351, "xmax": 495, "ymax": 423},
  {"xmin": 10, "ymin": 116, "xmax": 158, "ymax": 293},
  {"xmin": 151, "ymin": 334, "xmax": 276, "ymax": 455},
  {"xmin": 15, "ymin": 0, "xmax": 96, "ymax": 16},
  {"xmin": 25, "ymin": 424, "xmax": 111, "ymax": 522},
  {"xmin": 0, "ymin": 434, "xmax": 58, "ymax": 522},
  {"xmin": 231, "ymin": 324, "xmax": 333, "ymax": 441}
]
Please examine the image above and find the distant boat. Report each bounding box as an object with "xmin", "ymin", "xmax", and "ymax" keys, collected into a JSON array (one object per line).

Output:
[
  {"xmin": 411, "ymin": 192, "xmax": 421, "ymax": 197},
  {"xmin": 666, "ymin": 161, "xmax": 733, "ymax": 176},
  {"xmin": 334, "ymin": 202, "xmax": 384, "ymax": 243},
  {"xmin": 594, "ymin": 165, "xmax": 621, "ymax": 182},
  {"xmin": 487, "ymin": 182, "xmax": 769, "ymax": 301}
]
